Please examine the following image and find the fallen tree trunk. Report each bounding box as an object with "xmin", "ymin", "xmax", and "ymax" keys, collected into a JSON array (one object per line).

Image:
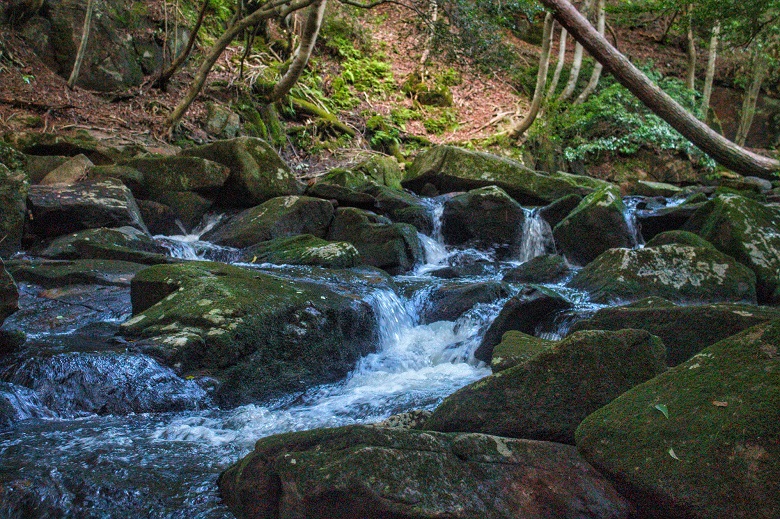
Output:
[{"xmin": 538, "ymin": 0, "xmax": 780, "ymax": 179}]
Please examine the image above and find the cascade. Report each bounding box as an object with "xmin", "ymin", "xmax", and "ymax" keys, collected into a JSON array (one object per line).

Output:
[{"xmin": 515, "ymin": 208, "xmax": 556, "ymax": 262}]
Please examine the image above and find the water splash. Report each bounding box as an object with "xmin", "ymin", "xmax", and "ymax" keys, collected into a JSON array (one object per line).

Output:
[
  {"xmin": 514, "ymin": 208, "xmax": 556, "ymax": 262},
  {"xmin": 622, "ymin": 197, "xmax": 645, "ymax": 248},
  {"xmin": 154, "ymin": 213, "xmax": 240, "ymax": 262}
]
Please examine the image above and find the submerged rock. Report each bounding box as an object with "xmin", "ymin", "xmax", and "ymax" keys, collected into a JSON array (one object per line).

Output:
[
  {"xmin": 426, "ymin": 329, "xmax": 666, "ymax": 444},
  {"xmin": 237, "ymin": 235, "xmax": 361, "ymax": 269},
  {"xmin": 219, "ymin": 425, "xmax": 631, "ymax": 519},
  {"xmin": 0, "ymin": 382, "xmax": 54, "ymax": 430},
  {"xmin": 576, "ymin": 320, "xmax": 780, "ymax": 519},
  {"xmin": 441, "ymin": 186, "xmax": 525, "ymax": 250},
  {"xmin": 420, "ymin": 280, "xmax": 510, "ymax": 324}
]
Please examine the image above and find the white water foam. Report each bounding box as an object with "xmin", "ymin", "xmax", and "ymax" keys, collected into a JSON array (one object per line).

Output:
[
  {"xmin": 515, "ymin": 208, "xmax": 555, "ymax": 262},
  {"xmin": 154, "ymin": 213, "xmax": 239, "ymax": 262}
]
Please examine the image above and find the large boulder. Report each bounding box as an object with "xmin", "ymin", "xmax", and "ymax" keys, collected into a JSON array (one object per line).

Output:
[
  {"xmin": 181, "ymin": 137, "xmax": 304, "ymax": 207},
  {"xmin": 1, "ymin": 259, "xmax": 19, "ymax": 325},
  {"xmin": 426, "ymin": 329, "xmax": 667, "ymax": 444},
  {"xmin": 502, "ymin": 254, "xmax": 571, "ymax": 284},
  {"xmin": 553, "ymin": 186, "xmax": 635, "ymax": 265},
  {"xmin": 148, "ymin": 191, "xmax": 213, "ymax": 232},
  {"xmin": 635, "ymin": 200, "xmax": 705, "ymax": 241},
  {"xmin": 570, "ymin": 298, "xmax": 780, "ymax": 366},
  {"xmin": 3, "ymin": 132, "xmax": 124, "ymax": 165},
  {"xmin": 237, "ymin": 235, "xmax": 361, "ymax": 269},
  {"xmin": 404, "ymin": 146, "xmax": 610, "ymax": 205},
  {"xmin": 124, "ymin": 155, "xmax": 230, "ymax": 195},
  {"xmin": 441, "ymin": 186, "xmax": 525, "ymax": 250},
  {"xmin": 361, "ymin": 184, "xmax": 433, "ymax": 234},
  {"xmin": 305, "ymin": 182, "xmax": 377, "ymax": 211},
  {"xmin": 27, "ymin": 179, "xmax": 148, "ymax": 237},
  {"xmin": 683, "ymin": 194, "xmax": 780, "ymax": 304},
  {"xmin": 35, "ymin": 227, "xmax": 171, "ymax": 265},
  {"xmin": 490, "ymin": 330, "xmax": 553, "ymax": 373},
  {"xmin": 120, "ymin": 262, "xmax": 380, "ymax": 406},
  {"xmin": 219, "ymin": 425, "xmax": 632, "ymax": 519},
  {"xmin": 0, "ymin": 164, "xmax": 29, "ymax": 257},
  {"xmin": 576, "ymin": 320, "xmax": 780, "ymax": 519},
  {"xmin": 570, "ymin": 244, "xmax": 757, "ymax": 304},
  {"xmin": 203, "ymin": 196, "xmax": 334, "ymax": 248},
  {"xmin": 474, "ymin": 286, "xmax": 572, "ymax": 363},
  {"xmin": 327, "ymin": 208, "xmax": 423, "ymax": 275},
  {"xmin": 6, "ymin": 259, "xmax": 148, "ymax": 287},
  {"xmin": 420, "ymin": 280, "xmax": 510, "ymax": 324}
]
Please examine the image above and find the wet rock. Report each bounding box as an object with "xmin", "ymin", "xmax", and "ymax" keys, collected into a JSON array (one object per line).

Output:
[
  {"xmin": 203, "ymin": 196, "xmax": 334, "ymax": 248},
  {"xmin": 121, "ymin": 261, "xmax": 380, "ymax": 406},
  {"xmin": 8, "ymin": 352, "xmax": 209, "ymax": 416},
  {"xmin": 124, "ymin": 155, "xmax": 230, "ymax": 195},
  {"xmin": 6, "ymin": 259, "xmax": 147, "ymax": 287},
  {"xmin": 442, "ymin": 186, "xmax": 525, "ymax": 251},
  {"xmin": 576, "ymin": 320, "xmax": 780, "ymax": 519},
  {"xmin": 683, "ymin": 194, "xmax": 780, "ymax": 304},
  {"xmin": 0, "ymin": 162, "xmax": 30, "ymax": 257},
  {"xmin": 570, "ymin": 244, "xmax": 757, "ymax": 304},
  {"xmin": 305, "ymin": 182, "xmax": 377, "ymax": 210},
  {"xmin": 403, "ymin": 145, "xmax": 609, "ymax": 205},
  {"xmin": 27, "ymin": 179, "xmax": 148, "ymax": 237},
  {"xmin": 237, "ymin": 235, "xmax": 361, "ymax": 269},
  {"xmin": 219, "ymin": 425, "xmax": 632, "ymax": 519},
  {"xmin": 635, "ymin": 201, "xmax": 705, "ymax": 241},
  {"xmin": 1, "ymin": 259, "xmax": 19, "ymax": 324},
  {"xmin": 136, "ymin": 199, "xmax": 181, "ymax": 236},
  {"xmin": 4, "ymin": 132, "xmax": 123, "ymax": 165},
  {"xmin": 421, "ymin": 280, "xmax": 510, "ymax": 324},
  {"xmin": 502, "ymin": 254, "xmax": 571, "ymax": 284},
  {"xmin": 39, "ymin": 154, "xmax": 93, "ymax": 185},
  {"xmin": 644, "ymin": 230, "xmax": 716, "ymax": 249},
  {"xmin": 149, "ymin": 191, "xmax": 213, "ymax": 232},
  {"xmin": 0, "ymin": 382, "xmax": 53, "ymax": 430},
  {"xmin": 570, "ymin": 298, "xmax": 780, "ymax": 366},
  {"xmin": 327, "ymin": 208, "xmax": 423, "ymax": 275},
  {"xmin": 181, "ymin": 137, "xmax": 304, "ymax": 207},
  {"xmin": 375, "ymin": 409, "xmax": 432, "ymax": 429},
  {"xmin": 361, "ymin": 184, "xmax": 433, "ymax": 234},
  {"xmin": 426, "ymin": 329, "xmax": 667, "ymax": 444},
  {"xmin": 553, "ymin": 186, "xmax": 635, "ymax": 266},
  {"xmin": 491, "ymin": 330, "xmax": 553, "ymax": 373},
  {"xmin": 24, "ymin": 154, "xmax": 69, "ymax": 183},
  {"xmin": 205, "ymin": 102, "xmax": 241, "ymax": 139},
  {"xmin": 538, "ymin": 193, "xmax": 582, "ymax": 229},
  {"xmin": 353, "ymin": 154, "xmax": 404, "ymax": 190},
  {"xmin": 474, "ymin": 286, "xmax": 572, "ymax": 363},
  {"xmin": 86, "ymin": 164, "xmax": 145, "ymax": 194},
  {"xmin": 35, "ymin": 226, "xmax": 171, "ymax": 264},
  {"xmin": 624, "ymin": 180, "xmax": 683, "ymax": 198}
]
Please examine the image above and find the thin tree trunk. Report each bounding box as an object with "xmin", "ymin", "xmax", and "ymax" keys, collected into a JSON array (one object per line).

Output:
[
  {"xmin": 574, "ymin": 0, "xmax": 605, "ymax": 104},
  {"xmin": 419, "ymin": 0, "xmax": 438, "ymax": 68},
  {"xmin": 156, "ymin": 0, "xmax": 210, "ymax": 90},
  {"xmin": 538, "ymin": 0, "xmax": 780, "ymax": 178},
  {"xmin": 547, "ymin": 25, "xmax": 567, "ymax": 98},
  {"xmin": 270, "ymin": 0, "xmax": 327, "ymax": 101},
  {"xmin": 67, "ymin": 0, "xmax": 95, "ymax": 90},
  {"xmin": 559, "ymin": 0, "xmax": 594, "ymax": 101},
  {"xmin": 700, "ymin": 20, "xmax": 720, "ymax": 120},
  {"xmin": 685, "ymin": 5, "xmax": 697, "ymax": 91},
  {"xmin": 165, "ymin": 0, "xmax": 315, "ymax": 136},
  {"xmin": 735, "ymin": 49, "xmax": 768, "ymax": 146},
  {"xmin": 508, "ymin": 12, "xmax": 554, "ymax": 139}
]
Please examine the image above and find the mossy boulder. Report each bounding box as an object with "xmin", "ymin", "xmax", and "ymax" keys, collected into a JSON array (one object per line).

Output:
[
  {"xmin": 120, "ymin": 262, "xmax": 379, "ymax": 406},
  {"xmin": 570, "ymin": 298, "xmax": 780, "ymax": 366},
  {"xmin": 149, "ymin": 191, "xmax": 213, "ymax": 232},
  {"xmin": 576, "ymin": 320, "xmax": 780, "ymax": 519},
  {"xmin": 124, "ymin": 155, "xmax": 230, "ymax": 194},
  {"xmin": 426, "ymin": 329, "xmax": 667, "ymax": 444},
  {"xmin": 237, "ymin": 235, "xmax": 361, "ymax": 269},
  {"xmin": 420, "ymin": 280, "xmax": 510, "ymax": 324},
  {"xmin": 1, "ymin": 259, "xmax": 18, "ymax": 324},
  {"xmin": 203, "ymin": 196, "xmax": 334, "ymax": 248},
  {"xmin": 361, "ymin": 184, "xmax": 433, "ymax": 234},
  {"xmin": 181, "ymin": 137, "xmax": 303, "ymax": 207},
  {"xmin": 0, "ymin": 164, "xmax": 29, "ymax": 257},
  {"xmin": 553, "ymin": 186, "xmax": 635, "ymax": 266},
  {"xmin": 353, "ymin": 154, "xmax": 404, "ymax": 190},
  {"xmin": 5, "ymin": 259, "xmax": 148, "ymax": 287},
  {"xmin": 570, "ymin": 244, "xmax": 757, "ymax": 304},
  {"xmin": 402, "ymin": 72, "xmax": 454, "ymax": 107},
  {"xmin": 636, "ymin": 201, "xmax": 705, "ymax": 241},
  {"xmin": 219, "ymin": 425, "xmax": 631, "ymax": 519},
  {"xmin": 539, "ymin": 194, "xmax": 582, "ymax": 229},
  {"xmin": 683, "ymin": 194, "xmax": 780, "ymax": 304},
  {"xmin": 625, "ymin": 180, "xmax": 683, "ymax": 198},
  {"xmin": 404, "ymin": 146, "xmax": 610, "ymax": 205},
  {"xmin": 441, "ymin": 186, "xmax": 525, "ymax": 250},
  {"xmin": 39, "ymin": 154, "xmax": 93, "ymax": 185},
  {"xmin": 644, "ymin": 230, "xmax": 715, "ymax": 249},
  {"xmin": 86, "ymin": 165, "xmax": 144, "ymax": 194},
  {"xmin": 327, "ymin": 208, "xmax": 423, "ymax": 275},
  {"xmin": 35, "ymin": 227, "xmax": 171, "ymax": 265},
  {"xmin": 474, "ymin": 286, "xmax": 572, "ymax": 363},
  {"xmin": 502, "ymin": 254, "xmax": 571, "ymax": 284},
  {"xmin": 3, "ymin": 131, "xmax": 124, "ymax": 165},
  {"xmin": 305, "ymin": 182, "xmax": 377, "ymax": 210},
  {"xmin": 491, "ymin": 330, "xmax": 553, "ymax": 373},
  {"xmin": 136, "ymin": 200, "xmax": 180, "ymax": 236}
]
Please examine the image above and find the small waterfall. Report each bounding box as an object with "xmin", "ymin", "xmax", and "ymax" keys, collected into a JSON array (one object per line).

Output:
[
  {"xmin": 622, "ymin": 197, "xmax": 645, "ymax": 247},
  {"xmin": 154, "ymin": 213, "xmax": 240, "ymax": 262},
  {"xmin": 515, "ymin": 208, "xmax": 555, "ymax": 262},
  {"xmin": 418, "ymin": 233, "xmax": 448, "ymax": 267}
]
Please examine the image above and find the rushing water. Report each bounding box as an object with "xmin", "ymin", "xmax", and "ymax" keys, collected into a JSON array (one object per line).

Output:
[{"xmin": 0, "ymin": 195, "xmax": 641, "ymax": 517}]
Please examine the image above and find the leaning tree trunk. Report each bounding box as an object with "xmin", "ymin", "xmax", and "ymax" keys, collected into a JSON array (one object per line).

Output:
[
  {"xmin": 685, "ymin": 5, "xmax": 697, "ymax": 91},
  {"xmin": 700, "ymin": 20, "xmax": 720, "ymax": 120},
  {"xmin": 559, "ymin": 0, "xmax": 594, "ymax": 101},
  {"xmin": 507, "ymin": 12, "xmax": 555, "ymax": 139},
  {"xmin": 67, "ymin": 0, "xmax": 95, "ymax": 89},
  {"xmin": 574, "ymin": 0, "xmax": 605, "ymax": 104},
  {"xmin": 547, "ymin": 25, "xmax": 568, "ymax": 98},
  {"xmin": 538, "ymin": 0, "xmax": 780, "ymax": 178},
  {"xmin": 155, "ymin": 0, "xmax": 210, "ymax": 90},
  {"xmin": 735, "ymin": 49, "xmax": 769, "ymax": 146}
]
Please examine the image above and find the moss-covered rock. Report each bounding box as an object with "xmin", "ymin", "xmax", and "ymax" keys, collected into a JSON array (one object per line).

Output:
[
  {"xmin": 570, "ymin": 244, "xmax": 757, "ymax": 304},
  {"xmin": 39, "ymin": 154, "xmax": 93, "ymax": 185},
  {"xmin": 683, "ymin": 194, "xmax": 780, "ymax": 304},
  {"xmin": 136, "ymin": 200, "xmax": 180, "ymax": 236},
  {"xmin": 149, "ymin": 191, "xmax": 213, "ymax": 232},
  {"xmin": 327, "ymin": 207, "xmax": 422, "ymax": 275},
  {"xmin": 0, "ymin": 164, "xmax": 29, "ymax": 257},
  {"xmin": 3, "ymin": 131, "xmax": 124, "ymax": 165},
  {"xmin": 361, "ymin": 184, "xmax": 433, "ymax": 233},
  {"xmin": 124, "ymin": 155, "xmax": 230, "ymax": 194},
  {"xmin": 353, "ymin": 154, "xmax": 404, "ymax": 190},
  {"xmin": 86, "ymin": 165, "xmax": 145, "ymax": 194},
  {"xmin": 502, "ymin": 254, "xmax": 571, "ymax": 284},
  {"xmin": 35, "ymin": 227, "xmax": 172, "ymax": 265},
  {"xmin": 404, "ymin": 146, "xmax": 610, "ymax": 205},
  {"xmin": 635, "ymin": 201, "xmax": 705, "ymax": 241},
  {"xmin": 120, "ymin": 262, "xmax": 380, "ymax": 406},
  {"xmin": 237, "ymin": 235, "xmax": 361, "ymax": 269},
  {"xmin": 553, "ymin": 186, "xmax": 635, "ymax": 265},
  {"xmin": 570, "ymin": 298, "xmax": 780, "ymax": 366},
  {"xmin": 442, "ymin": 186, "xmax": 525, "ymax": 250},
  {"xmin": 644, "ymin": 230, "xmax": 716, "ymax": 250},
  {"xmin": 625, "ymin": 180, "xmax": 683, "ymax": 198},
  {"xmin": 1, "ymin": 259, "xmax": 18, "ymax": 325},
  {"xmin": 491, "ymin": 330, "xmax": 553, "ymax": 373},
  {"xmin": 426, "ymin": 329, "xmax": 667, "ymax": 444},
  {"xmin": 6, "ymin": 259, "xmax": 148, "ymax": 287},
  {"xmin": 575, "ymin": 320, "xmax": 780, "ymax": 519},
  {"xmin": 305, "ymin": 182, "xmax": 377, "ymax": 210},
  {"xmin": 203, "ymin": 196, "xmax": 334, "ymax": 248},
  {"xmin": 420, "ymin": 280, "xmax": 510, "ymax": 324},
  {"xmin": 474, "ymin": 286, "xmax": 572, "ymax": 362},
  {"xmin": 219, "ymin": 425, "xmax": 631, "ymax": 519},
  {"xmin": 538, "ymin": 194, "xmax": 582, "ymax": 230},
  {"xmin": 181, "ymin": 137, "xmax": 304, "ymax": 207}
]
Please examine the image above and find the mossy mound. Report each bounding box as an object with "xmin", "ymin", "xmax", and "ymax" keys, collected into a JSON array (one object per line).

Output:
[
  {"xmin": 570, "ymin": 298, "xmax": 780, "ymax": 366},
  {"xmin": 570, "ymin": 244, "xmax": 757, "ymax": 304},
  {"xmin": 238, "ymin": 235, "xmax": 361, "ymax": 269},
  {"xmin": 576, "ymin": 320, "xmax": 780, "ymax": 519},
  {"xmin": 3, "ymin": 131, "xmax": 124, "ymax": 165},
  {"xmin": 219, "ymin": 425, "xmax": 631, "ymax": 519},
  {"xmin": 442, "ymin": 186, "xmax": 525, "ymax": 250},
  {"xmin": 683, "ymin": 194, "xmax": 780, "ymax": 304},
  {"xmin": 403, "ymin": 146, "xmax": 610, "ymax": 205},
  {"xmin": 491, "ymin": 330, "xmax": 553, "ymax": 373},
  {"xmin": 353, "ymin": 154, "xmax": 404, "ymax": 190},
  {"xmin": 644, "ymin": 230, "xmax": 715, "ymax": 250},
  {"xmin": 425, "ymin": 329, "xmax": 667, "ymax": 444},
  {"xmin": 120, "ymin": 261, "xmax": 379, "ymax": 406},
  {"xmin": 36, "ymin": 227, "xmax": 171, "ymax": 265},
  {"xmin": 124, "ymin": 156, "xmax": 230, "ymax": 194},
  {"xmin": 6, "ymin": 259, "xmax": 148, "ymax": 287},
  {"xmin": 502, "ymin": 254, "xmax": 571, "ymax": 284},
  {"xmin": 362, "ymin": 184, "xmax": 432, "ymax": 234}
]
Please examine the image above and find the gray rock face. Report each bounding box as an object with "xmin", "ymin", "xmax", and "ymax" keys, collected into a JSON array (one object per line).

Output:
[
  {"xmin": 442, "ymin": 186, "xmax": 525, "ymax": 250},
  {"xmin": 219, "ymin": 425, "xmax": 632, "ymax": 519}
]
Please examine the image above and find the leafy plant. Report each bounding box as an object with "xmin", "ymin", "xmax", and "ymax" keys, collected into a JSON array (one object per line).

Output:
[{"xmin": 423, "ymin": 108, "xmax": 459, "ymax": 135}]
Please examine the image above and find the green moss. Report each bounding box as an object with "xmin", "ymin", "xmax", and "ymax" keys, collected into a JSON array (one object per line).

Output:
[
  {"xmin": 645, "ymin": 230, "xmax": 716, "ymax": 250},
  {"xmin": 491, "ymin": 331, "xmax": 552, "ymax": 373},
  {"xmin": 238, "ymin": 235, "xmax": 361, "ymax": 268}
]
